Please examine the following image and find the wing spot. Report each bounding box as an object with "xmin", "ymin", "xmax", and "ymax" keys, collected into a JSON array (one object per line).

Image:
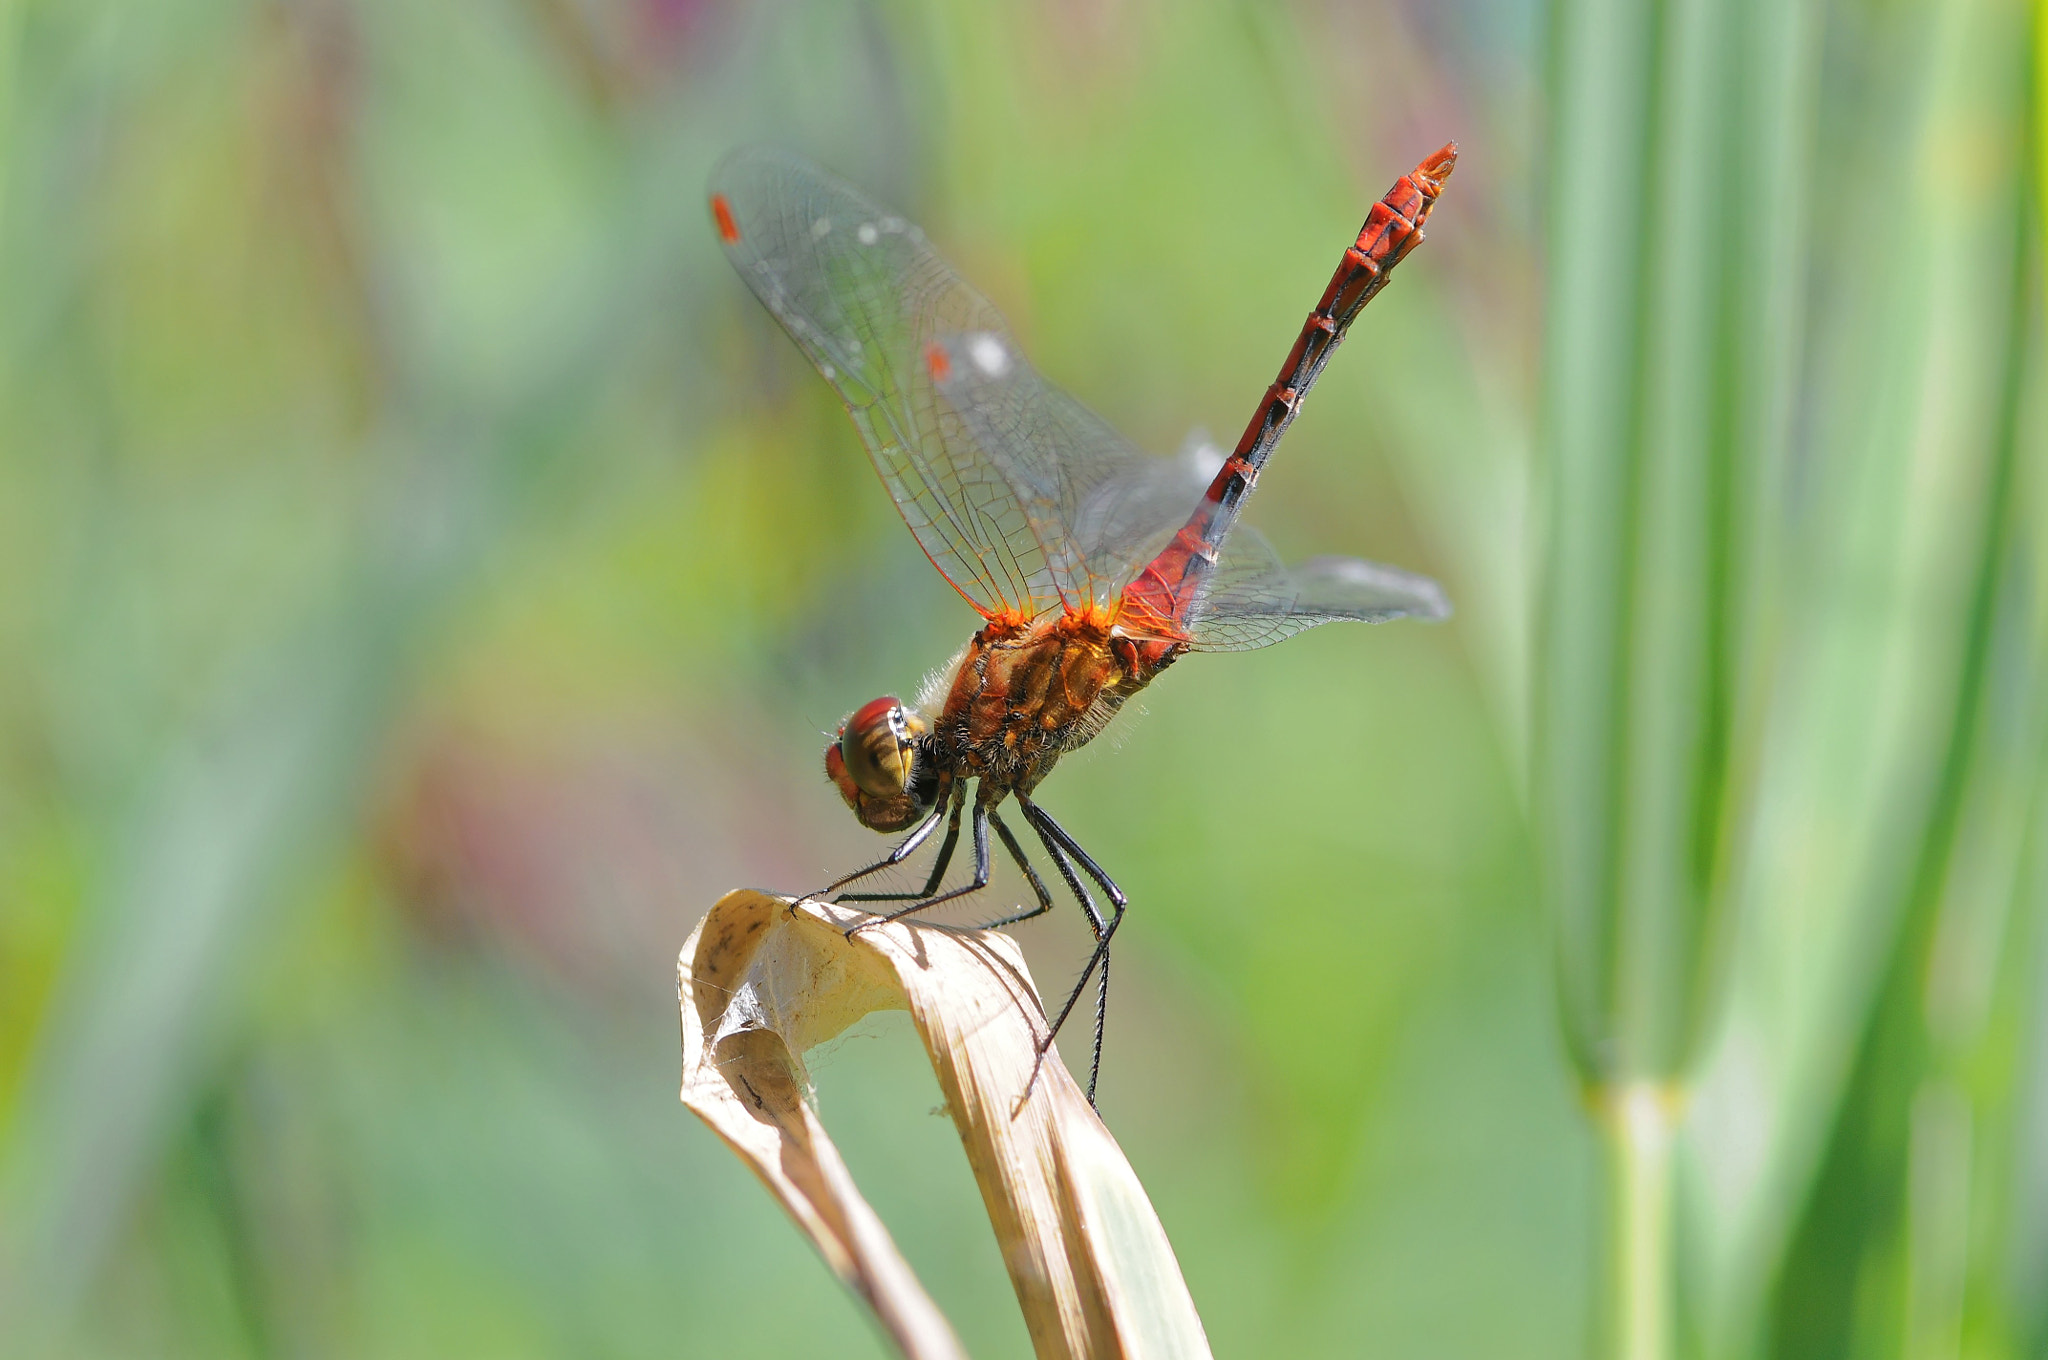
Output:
[
  {"xmin": 968, "ymin": 333, "xmax": 1009, "ymax": 376},
  {"xmin": 820, "ymin": 362, "xmax": 836, "ymax": 380},
  {"xmin": 710, "ymin": 194, "xmax": 740, "ymax": 243},
  {"xmin": 857, "ymin": 222, "xmax": 879, "ymax": 245},
  {"xmin": 879, "ymin": 216, "xmax": 906, "ymax": 234},
  {"xmin": 811, "ymin": 216, "xmax": 832, "ymax": 239},
  {"xmin": 925, "ymin": 343, "xmax": 952, "ymax": 381}
]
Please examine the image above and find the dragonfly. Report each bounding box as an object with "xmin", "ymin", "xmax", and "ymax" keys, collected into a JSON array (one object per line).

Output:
[{"xmin": 709, "ymin": 145, "xmax": 1455, "ymax": 1104}]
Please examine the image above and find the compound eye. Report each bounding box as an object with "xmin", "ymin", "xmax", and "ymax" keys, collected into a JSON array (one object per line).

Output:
[{"xmin": 838, "ymin": 696, "xmax": 926, "ymax": 800}]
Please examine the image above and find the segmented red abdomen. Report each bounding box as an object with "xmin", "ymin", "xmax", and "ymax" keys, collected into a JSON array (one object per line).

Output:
[{"xmin": 1116, "ymin": 144, "xmax": 1456, "ymax": 644}]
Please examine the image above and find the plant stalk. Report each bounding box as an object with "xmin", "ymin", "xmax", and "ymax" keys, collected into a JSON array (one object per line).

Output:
[{"xmin": 1600, "ymin": 1081, "xmax": 1678, "ymax": 1360}]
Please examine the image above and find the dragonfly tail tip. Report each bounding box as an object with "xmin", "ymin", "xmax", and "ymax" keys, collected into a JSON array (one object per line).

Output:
[{"xmin": 1418, "ymin": 142, "xmax": 1459, "ymax": 188}]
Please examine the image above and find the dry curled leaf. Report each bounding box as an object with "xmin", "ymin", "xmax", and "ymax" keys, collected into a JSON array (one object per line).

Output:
[{"xmin": 678, "ymin": 889, "xmax": 1212, "ymax": 1360}]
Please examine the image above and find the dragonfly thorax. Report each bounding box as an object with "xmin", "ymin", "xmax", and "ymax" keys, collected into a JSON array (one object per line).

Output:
[{"xmin": 922, "ymin": 613, "xmax": 1157, "ymax": 799}]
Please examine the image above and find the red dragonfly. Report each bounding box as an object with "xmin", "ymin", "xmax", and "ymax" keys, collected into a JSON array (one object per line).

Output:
[{"xmin": 711, "ymin": 145, "xmax": 1454, "ymax": 1102}]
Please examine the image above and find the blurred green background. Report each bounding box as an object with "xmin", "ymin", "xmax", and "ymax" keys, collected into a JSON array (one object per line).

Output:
[{"xmin": 0, "ymin": 0, "xmax": 2042, "ymax": 1357}]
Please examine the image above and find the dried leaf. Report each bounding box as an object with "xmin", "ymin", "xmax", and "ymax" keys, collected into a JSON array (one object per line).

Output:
[{"xmin": 678, "ymin": 889, "xmax": 1212, "ymax": 1360}]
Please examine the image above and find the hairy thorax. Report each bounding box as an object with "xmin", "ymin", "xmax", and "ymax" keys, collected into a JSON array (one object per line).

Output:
[{"xmin": 931, "ymin": 609, "xmax": 1180, "ymax": 797}]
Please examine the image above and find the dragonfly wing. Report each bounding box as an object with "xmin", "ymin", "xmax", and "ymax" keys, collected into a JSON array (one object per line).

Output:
[
  {"xmin": 927, "ymin": 327, "xmax": 1451, "ymax": 644},
  {"xmin": 1187, "ymin": 527, "xmax": 1451, "ymax": 652},
  {"xmin": 925, "ymin": 329, "xmax": 1204, "ymax": 613},
  {"xmin": 710, "ymin": 148, "xmax": 1054, "ymax": 618}
]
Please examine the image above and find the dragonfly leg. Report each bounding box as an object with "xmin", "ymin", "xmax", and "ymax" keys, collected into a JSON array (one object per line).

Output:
[
  {"xmin": 1019, "ymin": 796, "xmax": 1126, "ymax": 1106},
  {"xmin": 1032, "ymin": 830, "xmax": 1124, "ymax": 1107},
  {"xmin": 814, "ymin": 787, "xmax": 952, "ymax": 902},
  {"xmin": 838, "ymin": 785, "xmax": 966, "ymax": 902},
  {"xmin": 845, "ymin": 801, "xmax": 991, "ymax": 938},
  {"xmin": 1022, "ymin": 797, "xmax": 1126, "ymax": 909},
  {"xmin": 979, "ymin": 809, "xmax": 1056, "ymax": 929},
  {"xmin": 1022, "ymin": 802, "xmax": 1103, "ymax": 932}
]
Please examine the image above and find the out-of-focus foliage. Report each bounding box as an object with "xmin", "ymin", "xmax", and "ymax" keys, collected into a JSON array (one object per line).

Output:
[
  {"xmin": 1540, "ymin": 0, "xmax": 2047, "ymax": 1356},
  {"xmin": 0, "ymin": 2, "xmax": 2037, "ymax": 1359}
]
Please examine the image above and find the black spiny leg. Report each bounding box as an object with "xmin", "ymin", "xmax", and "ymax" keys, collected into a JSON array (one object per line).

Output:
[
  {"xmin": 1020, "ymin": 795, "xmax": 1127, "ymax": 1105},
  {"xmin": 838, "ymin": 783, "xmax": 967, "ymax": 903},
  {"xmin": 846, "ymin": 800, "xmax": 992, "ymax": 938},
  {"xmin": 814, "ymin": 793, "xmax": 950, "ymax": 903},
  {"xmin": 1024, "ymin": 798, "xmax": 1126, "ymax": 910},
  {"xmin": 1025, "ymin": 804, "xmax": 1104, "ymax": 934},
  {"xmin": 979, "ymin": 809, "xmax": 1056, "ymax": 929}
]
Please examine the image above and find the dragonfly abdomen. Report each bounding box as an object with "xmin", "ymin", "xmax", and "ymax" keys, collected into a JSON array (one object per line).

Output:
[{"xmin": 1116, "ymin": 144, "xmax": 1458, "ymax": 637}]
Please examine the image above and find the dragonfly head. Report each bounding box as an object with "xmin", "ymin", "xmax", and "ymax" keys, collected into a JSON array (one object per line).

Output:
[{"xmin": 826, "ymin": 696, "xmax": 935, "ymax": 832}]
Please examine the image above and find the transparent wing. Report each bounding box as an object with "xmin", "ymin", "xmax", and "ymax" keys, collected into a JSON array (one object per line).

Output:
[
  {"xmin": 710, "ymin": 148, "xmax": 1055, "ymax": 618},
  {"xmin": 926, "ymin": 329, "xmax": 1210, "ymax": 613},
  {"xmin": 1187, "ymin": 529, "xmax": 1451, "ymax": 652}
]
